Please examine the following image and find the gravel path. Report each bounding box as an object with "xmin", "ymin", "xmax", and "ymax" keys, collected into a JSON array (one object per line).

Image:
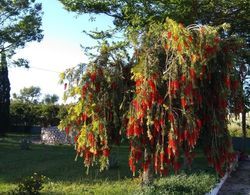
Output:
[{"xmin": 218, "ymin": 159, "xmax": 250, "ymax": 195}]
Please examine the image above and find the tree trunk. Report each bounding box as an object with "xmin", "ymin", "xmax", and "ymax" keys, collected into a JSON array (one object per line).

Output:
[
  {"xmin": 0, "ymin": 52, "xmax": 10, "ymax": 137},
  {"xmin": 141, "ymin": 163, "xmax": 153, "ymax": 186},
  {"xmin": 141, "ymin": 150, "xmax": 153, "ymax": 187}
]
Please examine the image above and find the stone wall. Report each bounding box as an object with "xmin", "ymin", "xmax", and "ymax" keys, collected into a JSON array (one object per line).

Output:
[{"xmin": 41, "ymin": 126, "xmax": 74, "ymax": 145}]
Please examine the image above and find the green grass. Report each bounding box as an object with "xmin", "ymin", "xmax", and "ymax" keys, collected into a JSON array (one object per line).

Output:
[
  {"xmin": 0, "ymin": 134, "xmax": 217, "ymax": 194},
  {"xmin": 228, "ymin": 114, "xmax": 250, "ymax": 137}
]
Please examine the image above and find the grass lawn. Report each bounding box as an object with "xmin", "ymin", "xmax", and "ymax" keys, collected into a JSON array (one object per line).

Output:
[
  {"xmin": 228, "ymin": 114, "xmax": 250, "ymax": 137},
  {"xmin": 0, "ymin": 134, "xmax": 218, "ymax": 194}
]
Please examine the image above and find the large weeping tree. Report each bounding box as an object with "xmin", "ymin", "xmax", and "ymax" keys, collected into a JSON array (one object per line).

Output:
[
  {"xmin": 59, "ymin": 0, "xmax": 248, "ymax": 184},
  {"xmin": 0, "ymin": 0, "xmax": 43, "ymax": 136},
  {"xmin": 60, "ymin": 0, "xmax": 250, "ymax": 152}
]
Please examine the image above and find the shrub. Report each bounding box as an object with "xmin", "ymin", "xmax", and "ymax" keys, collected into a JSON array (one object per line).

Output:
[
  {"xmin": 12, "ymin": 173, "xmax": 47, "ymax": 195},
  {"xmin": 20, "ymin": 138, "xmax": 31, "ymax": 150}
]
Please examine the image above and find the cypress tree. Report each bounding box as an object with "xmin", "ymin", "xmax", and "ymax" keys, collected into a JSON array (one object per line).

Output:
[{"xmin": 0, "ymin": 52, "xmax": 10, "ymax": 136}]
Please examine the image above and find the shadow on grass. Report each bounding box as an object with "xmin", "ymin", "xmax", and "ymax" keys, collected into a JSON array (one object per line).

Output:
[
  {"xmin": 0, "ymin": 134, "xmax": 133, "ymax": 184},
  {"xmin": 0, "ymin": 134, "xmax": 215, "ymax": 185}
]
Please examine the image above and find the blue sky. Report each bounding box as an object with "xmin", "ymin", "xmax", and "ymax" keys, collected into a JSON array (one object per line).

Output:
[{"xmin": 9, "ymin": 0, "xmax": 114, "ymax": 102}]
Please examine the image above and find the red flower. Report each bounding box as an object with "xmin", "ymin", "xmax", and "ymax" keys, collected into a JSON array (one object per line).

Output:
[
  {"xmin": 181, "ymin": 75, "xmax": 186, "ymax": 83},
  {"xmin": 214, "ymin": 36, "xmax": 220, "ymax": 44},
  {"xmin": 143, "ymin": 161, "xmax": 150, "ymax": 172},
  {"xmin": 181, "ymin": 97, "xmax": 187, "ymax": 108},
  {"xmin": 168, "ymin": 113, "xmax": 175, "ymax": 123},
  {"xmin": 74, "ymin": 134, "xmax": 79, "ymax": 143},
  {"xmin": 205, "ymin": 45, "xmax": 215, "ymax": 55},
  {"xmin": 224, "ymin": 76, "xmax": 231, "ymax": 89},
  {"xmin": 177, "ymin": 43, "xmax": 182, "ymax": 52},
  {"xmin": 90, "ymin": 72, "xmax": 97, "ymax": 82},
  {"xmin": 189, "ymin": 68, "xmax": 196, "ymax": 79},
  {"xmin": 167, "ymin": 32, "xmax": 172, "ymax": 39},
  {"xmin": 169, "ymin": 80, "xmax": 180, "ymax": 95},
  {"xmin": 99, "ymin": 123, "xmax": 104, "ymax": 133},
  {"xmin": 148, "ymin": 79, "xmax": 156, "ymax": 92},
  {"xmin": 135, "ymin": 149, "xmax": 142, "ymax": 161},
  {"xmin": 135, "ymin": 78, "xmax": 143, "ymax": 87},
  {"xmin": 165, "ymin": 43, "xmax": 169, "ymax": 50},
  {"xmin": 88, "ymin": 132, "xmax": 95, "ymax": 147},
  {"xmin": 103, "ymin": 148, "xmax": 110, "ymax": 157},
  {"xmin": 188, "ymin": 35, "xmax": 193, "ymax": 42},
  {"xmin": 184, "ymin": 83, "xmax": 193, "ymax": 96},
  {"xmin": 81, "ymin": 113, "xmax": 88, "ymax": 122},
  {"xmin": 184, "ymin": 41, "xmax": 189, "ymax": 48},
  {"xmin": 196, "ymin": 119, "xmax": 202, "ymax": 129},
  {"xmin": 134, "ymin": 125, "xmax": 142, "ymax": 137},
  {"xmin": 129, "ymin": 156, "xmax": 134, "ymax": 170},
  {"xmin": 174, "ymin": 35, "xmax": 178, "ymax": 41},
  {"xmin": 126, "ymin": 125, "xmax": 134, "ymax": 137},
  {"xmin": 132, "ymin": 100, "xmax": 139, "ymax": 111},
  {"xmin": 65, "ymin": 126, "xmax": 70, "ymax": 135},
  {"xmin": 154, "ymin": 120, "xmax": 160, "ymax": 132}
]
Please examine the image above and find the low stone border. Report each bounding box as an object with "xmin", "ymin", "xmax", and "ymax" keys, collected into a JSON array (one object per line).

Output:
[
  {"xmin": 206, "ymin": 154, "xmax": 239, "ymax": 195},
  {"xmin": 41, "ymin": 126, "xmax": 75, "ymax": 145}
]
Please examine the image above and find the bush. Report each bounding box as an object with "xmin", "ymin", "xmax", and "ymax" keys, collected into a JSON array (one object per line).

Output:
[
  {"xmin": 11, "ymin": 173, "xmax": 47, "ymax": 195},
  {"xmin": 19, "ymin": 138, "xmax": 31, "ymax": 150},
  {"xmin": 137, "ymin": 173, "xmax": 217, "ymax": 195}
]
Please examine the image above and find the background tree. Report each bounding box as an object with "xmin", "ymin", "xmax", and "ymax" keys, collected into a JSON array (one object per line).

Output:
[
  {"xmin": 10, "ymin": 100, "xmax": 40, "ymax": 126},
  {"xmin": 43, "ymin": 94, "xmax": 59, "ymax": 105},
  {"xmin": 11, "ymin": 87, "xmax": 65, "ymax": 129},
  {"xmin": 13, "ymin": 86, "xmax": 42, "ymax": 103},
  {"xmin": 0, "ymin": 0, "xmax": 43, "ymax": 136}
]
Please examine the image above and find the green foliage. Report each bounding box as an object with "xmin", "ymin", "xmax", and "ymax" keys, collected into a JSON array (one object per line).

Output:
[
  {"xmin": 228, "ymin": 115, "xmax": 250, "ymax": 137},
  {"xmin": 10, "ymin": 100, "xmax": 40, "ymax": 126},
  {"xmin": 40, "ymin": 104, "xmax": 61, "ymax": 127},
  {"xmin": 43, "ymin": 94, "xmax": 59, "ymax": 105},
  {"xmin": 59, "ymin": 0, "xmax": 249, "ymax": 36},
  {"xmin": 10, "ymin": 87, "xmax": 64, "ymax": 128},
  {"xmin": 60, "ymin": 0, "xmax": 250, "ymax": 111},
  {"xmin": 0, "ymin": 0, "xmax": 43, "ymax": 53},
  {"xmin": 139, "ymin": 173, "xmax": 217, "ymax": 195},
  {"xmin": 12, "ymin": 173, "xmax": 47, "ymax": 195},
  {"xmin": 10, "ymin": 100, "xmax": 66, "ymax": 127},
  {"xmin": 60, "ymin": 17, "xmax": 240, "ymax": 178},
  {"xmin": 0, "ymin": 0, "xmax": 43, "ymax": 136},
  {"xmin": 13, "ymin": 86, "xmax": 41, "ymax": 103}
]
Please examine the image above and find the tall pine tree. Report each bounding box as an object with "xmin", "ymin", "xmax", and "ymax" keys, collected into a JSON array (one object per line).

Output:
[
  {"xmin": 0, "ymin": 0, "xmax": 43, "ymax": 136},
  {"xmin": 0, "ymin": 52, "xmax": 10, "ymax": 136}
]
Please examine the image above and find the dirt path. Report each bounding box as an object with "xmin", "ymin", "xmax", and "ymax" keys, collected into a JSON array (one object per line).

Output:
[{"xmin": 218, "ymin": 159, "xmax": 250, "ymax": 195}]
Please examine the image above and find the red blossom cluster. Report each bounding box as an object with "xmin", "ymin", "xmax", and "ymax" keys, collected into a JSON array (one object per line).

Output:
[{"xmin": 125, "ymin": 20, "xmax": 241, "ymax": 177}]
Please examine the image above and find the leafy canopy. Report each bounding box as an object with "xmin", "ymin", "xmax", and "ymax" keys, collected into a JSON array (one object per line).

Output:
[
  {"xmin": 59, "ymin": 18, "xmax": 241, "ymax": 177},
  {"xmin": 0, "ymin": 0, "xmax": 43, "ymax": 54}
]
